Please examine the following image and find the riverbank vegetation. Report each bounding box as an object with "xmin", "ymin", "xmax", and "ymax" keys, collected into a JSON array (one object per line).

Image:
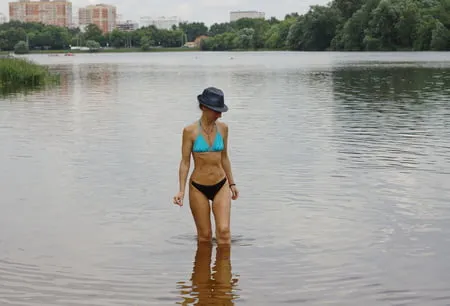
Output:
[
  {"xmin": 0, "ymin": 0, "xmax": 448, "ymax": 53},
  {"xmin": 201, "ymin": 0, "xmax": 449, "ymax": 51},
  {"xmin": 0, "ymin": 57, "xmax": 59, "ymax": 94}
]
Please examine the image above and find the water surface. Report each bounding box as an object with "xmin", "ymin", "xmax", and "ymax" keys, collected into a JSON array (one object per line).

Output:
[{"xmin": 1, "ymin": 51, "xmax": 450, "ymax": 305}]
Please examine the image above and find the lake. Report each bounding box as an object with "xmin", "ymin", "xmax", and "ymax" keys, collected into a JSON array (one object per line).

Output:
[{"xmin": 1, "ymin": 51, "xmax": 450, "ymax": 305}]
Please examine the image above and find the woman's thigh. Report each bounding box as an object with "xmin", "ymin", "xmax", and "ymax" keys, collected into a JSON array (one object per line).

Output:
[
  {"xmin": 189, "ymin": 183, "xmax": 212, "ymax": 236},
  {"xmin": 212, "ymin": 183, "xmax": 232, "ymax": 231}
]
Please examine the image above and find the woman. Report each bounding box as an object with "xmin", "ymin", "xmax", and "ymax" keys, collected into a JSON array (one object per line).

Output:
[{"xmin": 173, "ymin": 87, "xmax": 239, "ymax": 245}]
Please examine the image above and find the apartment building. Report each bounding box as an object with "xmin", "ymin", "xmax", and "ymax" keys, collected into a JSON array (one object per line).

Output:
[
  {"xmin": 116, "ymin": 20, "xmax": 138, "ymax": 32},
  {"xmin": 79, "ymin": 4, "xmax": 116, "ymax": 33},
  {"xmin": 9, "ymin": 0, "xmax": 72, "ymax": 27},
  {"xmin": 0, "ymin": 13, "xmax": 7, "ymax": 24},
  {"xmin": 140, "ymin": 16, "xmax": 179, "ymax": 30},
  {"xmin": 230, "ymin": 10, "xmax": 265, "ymax": 22}
]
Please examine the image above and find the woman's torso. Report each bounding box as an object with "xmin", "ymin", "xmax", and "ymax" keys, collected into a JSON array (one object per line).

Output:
[{"xmin": 189, "ymin": 121, "xmax": 226, "ymax": 185}]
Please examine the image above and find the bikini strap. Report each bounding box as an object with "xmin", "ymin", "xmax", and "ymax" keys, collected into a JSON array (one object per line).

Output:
[
  {"xmin": 215, "ymin": 122, "xmax": 220, "ymax": 135},
  {"xmin": 197, "ymin": 120, "xmax": 202, "ymax": 134}
]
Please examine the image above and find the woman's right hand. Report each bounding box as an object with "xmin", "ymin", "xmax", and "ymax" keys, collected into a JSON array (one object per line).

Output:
[{"xmin": 173, "ymin": 191, "xmax": 185, "ymax": 207}]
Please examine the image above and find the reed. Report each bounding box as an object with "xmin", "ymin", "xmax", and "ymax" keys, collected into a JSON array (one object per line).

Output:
[{"xmin": 0, "ymin": 57, "xmax": 59, "ymax": 94}]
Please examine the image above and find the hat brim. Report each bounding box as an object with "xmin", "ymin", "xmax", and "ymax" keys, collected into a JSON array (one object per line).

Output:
[{"xmin": 197, "ymin": 95, "xmax": 229, "ymax": 113}]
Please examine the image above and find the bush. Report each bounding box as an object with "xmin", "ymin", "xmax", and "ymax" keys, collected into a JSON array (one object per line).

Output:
[
  {"xmin": 14, "ymin": 41, "xmax": 29, "ymax": 54},
  {"xmin": 85, "ymin": 40, "xmax": 101, "ymax": 52},
  {"xmin": 0, "ymin": 57, "xmax": 59, "ymax": 94}
]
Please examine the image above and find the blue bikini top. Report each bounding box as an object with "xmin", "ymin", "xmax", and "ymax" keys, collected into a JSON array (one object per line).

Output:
[{"xmin": 192, "ymin": 120, "xmax": 224, "ymax": 153}]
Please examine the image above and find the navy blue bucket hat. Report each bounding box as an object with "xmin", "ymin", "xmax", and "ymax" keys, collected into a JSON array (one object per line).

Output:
[{"xmin": 197, "ymin": 87, "xmax": 229, "ymax": 113}]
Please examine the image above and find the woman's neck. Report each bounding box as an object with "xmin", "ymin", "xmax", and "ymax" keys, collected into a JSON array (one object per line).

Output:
[{"xmin": 200, "ymin": 115, "xmax": 215, "ymax": 128}]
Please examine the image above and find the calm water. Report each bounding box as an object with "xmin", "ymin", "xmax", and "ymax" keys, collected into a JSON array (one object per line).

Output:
[{"xmin": 1, "ymin": 51, "xmax": 450, "ymax": 305}]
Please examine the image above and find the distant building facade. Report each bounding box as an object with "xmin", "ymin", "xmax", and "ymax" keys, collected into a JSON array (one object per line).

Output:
[
  {"xmin": 9, "ymin": 0, "xmax": 72, "ymax": 27},
  {"xmin": 116, "ymin": 20, "xmax": 138, "ymax": 32},
  {"xmin": 230, "ymin": 10, "xmax": 265, "ymax": 22},
  {"xmin": 79, "ymin": 4, "xmax": 116, "ymax": 33},
  {"xmin": 140, "ymin": 16, "xmax": 179, "ymax": 30},
  {"xmin": 0, "ymin": 13, "xmax": 7, "ymax": 24}
]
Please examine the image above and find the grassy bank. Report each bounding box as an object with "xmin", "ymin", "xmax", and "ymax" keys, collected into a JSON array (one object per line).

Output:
[{"xmin": 0, "ymin": 57, "xmax": 60, "ymax": 95}]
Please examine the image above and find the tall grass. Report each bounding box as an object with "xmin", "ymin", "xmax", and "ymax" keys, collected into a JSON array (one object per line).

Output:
[{"xmin": 0, "ymin": 57, "xmax": 59, "ymax": 95}]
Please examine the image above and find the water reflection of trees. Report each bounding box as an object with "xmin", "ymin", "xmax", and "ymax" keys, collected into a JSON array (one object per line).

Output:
[
  {"xmin": 331, "ymin": 66, "xmax": 450, "ymax": 112},
  {"xmin": 330, "ymin": 66, "xmax": 450, "ymax": 170},
  {"xmin": 331, "ymin": 66, "xmax": 450, "ymax": 133}
]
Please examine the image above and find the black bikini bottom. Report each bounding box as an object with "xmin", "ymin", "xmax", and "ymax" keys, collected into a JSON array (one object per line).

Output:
[{"xmin": 191, "ymin": 177, "xmax": 227, "ymax": 201}]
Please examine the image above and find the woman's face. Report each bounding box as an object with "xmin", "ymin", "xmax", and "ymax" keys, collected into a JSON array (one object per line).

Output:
[{"xmin": 203, "ymin": 106, "xmax": 222, "ymax": 121}]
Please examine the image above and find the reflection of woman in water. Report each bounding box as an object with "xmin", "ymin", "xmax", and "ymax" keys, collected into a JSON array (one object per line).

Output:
[
  {"xmin": 178, "ymin": 243, "xmax": 239, "ymax": 305},
  {"xmin": 173, "ymin": 87, "xmax": 239, "ymax": 245}
]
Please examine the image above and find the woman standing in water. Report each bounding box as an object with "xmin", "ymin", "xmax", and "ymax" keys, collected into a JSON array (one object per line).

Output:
[{"xmin": 173, "ymin": 87, "xmax": 239, "ymax": 245}]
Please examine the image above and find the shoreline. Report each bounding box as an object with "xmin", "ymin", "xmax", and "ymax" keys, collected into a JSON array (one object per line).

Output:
[
  {"xmin": 1, "ymin": 48, "xmax": 445, "ymax": 56},
  {"xmin": 0, "ymin": 47, "xmax": 201, "ymax": 55}
]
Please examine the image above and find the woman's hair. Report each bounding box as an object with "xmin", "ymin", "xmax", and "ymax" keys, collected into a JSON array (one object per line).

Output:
[{"xmin": 198, "ymin": 103, "xmax": 203, "ymax": 110}]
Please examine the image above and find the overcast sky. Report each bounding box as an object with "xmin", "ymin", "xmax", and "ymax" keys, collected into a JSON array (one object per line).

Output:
[{"xmin": 1, "ymin": 0, "xmax": 331, "ymax": 26}]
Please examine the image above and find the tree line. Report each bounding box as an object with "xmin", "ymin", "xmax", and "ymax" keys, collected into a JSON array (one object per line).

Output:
[
  {"xmin": 202, "ymin": 0, "xmax": 449, "ymax": 51},
  {"xmin": 1, "ymin": 0, "xmax": 449, "ymax": 53}
]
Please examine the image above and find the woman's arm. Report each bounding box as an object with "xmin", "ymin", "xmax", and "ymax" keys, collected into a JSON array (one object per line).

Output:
[
  {"xmin": 221, "ymin": 123, "xmax": 235, "ymax": 184},
  {"xmin": 178, "ymin": 127, "xmax": 192, "ymax": 194},
  {"xmin": 221, "ymin": 123, "xmax": 239, "ymax": 200}
]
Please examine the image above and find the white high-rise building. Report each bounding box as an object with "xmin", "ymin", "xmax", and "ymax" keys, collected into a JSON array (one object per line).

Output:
[
  {"xmin": 116, "ymin": 20, "xmax": 138, "ymax": 31},
  {"xmin": 140, "ymin": 16, "xmax": 180, "ymax": 30},
  {"xmin": 230, "ymin": 10, "xmax": 265, "ymax": 22},
  {"xmin": 0, "ymin": 13, "xmax": 7, "ymax": 24}
]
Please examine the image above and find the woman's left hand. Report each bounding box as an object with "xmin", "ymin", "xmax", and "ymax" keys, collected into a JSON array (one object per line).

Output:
[{"xmin": 230, "ymin": 185, "xmax": 239, "ymax": 200}]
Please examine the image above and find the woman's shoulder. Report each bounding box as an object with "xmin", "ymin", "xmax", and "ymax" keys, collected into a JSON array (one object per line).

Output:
[
  {"xmin": 182, "ymin": 122, "xmax": 198, "ymax": 137},
  {"xmin": 217, "ymin": 121, "xmax": 228, "ymax": 133}
]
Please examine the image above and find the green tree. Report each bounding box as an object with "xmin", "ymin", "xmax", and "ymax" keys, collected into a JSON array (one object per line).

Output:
[
  {"xmin": 394, "ymin": 0, "xmax": 421, "ymax": 48},
  {"xmin": 264, "ymin": 16, "xmax": 297, "ymax": 49},
  {"xmin": 178, "ymin": 22, "xmax": 208, "ymax": 41},
  {"xmin": 414, "ymin": 14, "xmax": 436, "ymax": 50},
  {"xmin": 140, "ymin": 35, "xmax": 152, "ymax": 51},
  {"xmin": 286, "ymin": 17, "xmax": 306, "ymax": 50},
  {"xmin": 332, "ymin": 0, "xmax": 365, "ymax": 18},
  {"xmin": 83, "ymin": 24, "xmax": 105, "ymax": 46},
  {"xmin": 14, "ymin": 40, "xmax": 29, "ymax": 54},
  {"xmin": 208, "ymin": 22, "xmax": 234, "ymax": 36},
  {"xmin": 430, "ymin": 20, "xmax": 449, "ymax": 50},
  {"xmin": 236, "ymin": 28, "xmax": 255, "ymax": 49},
  {"xmin": 85, "ymin": 40, "xmax": 100, "ymax": 51},
  {"xmin": 109, "ymin": 29, "xmax": 126, "ymax": 48},
  {"xmin": 234, "ymin": 18, "xmax": 270, "ymax": 48},
  {"xmin": 366, "ymin": 0, "xmax": 400, "ymax": 50},
  {"xmin": 302, "ymin": 5, "xmax": 342, "ymax": 50},
  {"xmin": 332, "ymin": 0, "xmax": 381, "ymax": 50}
]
